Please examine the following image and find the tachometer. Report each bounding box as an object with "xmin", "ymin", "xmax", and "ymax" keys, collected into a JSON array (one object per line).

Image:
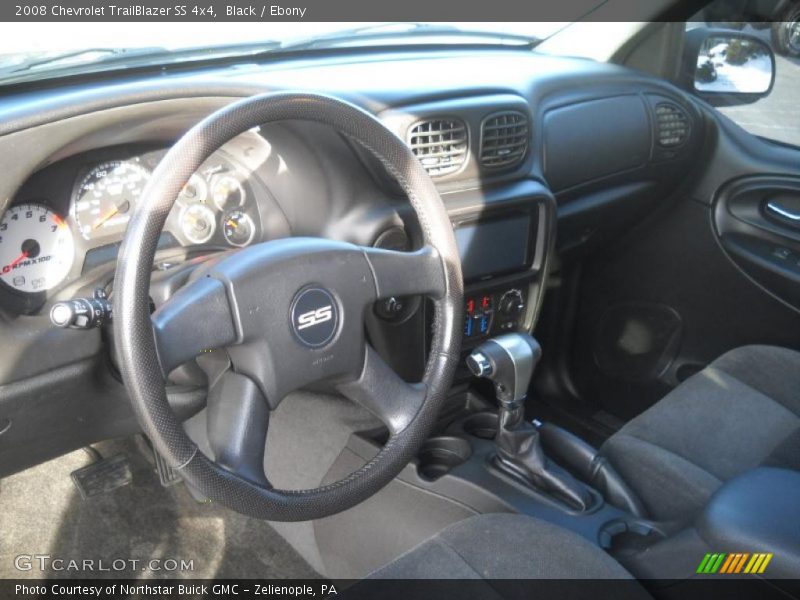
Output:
[
  {"xmin": 0, "ymin": 204, "xmax": 74, "ymax": 293},
  {"xmin": 73, "ymin": 160, "xmax": 150, "ymax": 240}
]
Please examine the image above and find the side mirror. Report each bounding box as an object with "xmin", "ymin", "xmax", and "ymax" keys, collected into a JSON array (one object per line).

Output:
[{"xmin": 681, "ymin": 27, "xmax": 776, "ymax": 105}]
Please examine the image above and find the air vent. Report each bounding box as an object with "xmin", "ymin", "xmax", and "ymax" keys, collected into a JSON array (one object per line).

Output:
[
  {"xmin": 407, "ymin": 118, "xmax": 468, "ymax": 177},
  {"xmin": 655, "ymin": 103, "xmax": 691, "ymax": 148},
  {"xmin": 480, "ymin": 111, "xmax": 529, "ymax": 169}
]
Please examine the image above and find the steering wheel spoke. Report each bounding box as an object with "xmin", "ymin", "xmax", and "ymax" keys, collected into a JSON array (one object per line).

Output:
[
  {"xmin": 206, "ymin": 370, "xmax": 271, "ymax": 486},
  {"xmin": 337, "ymin": 344, "xmax": 427, "ymax": 435},
  {"xmin": 363, "ymin": 245, "xmax": 446, "ymax": 300},
  {"xmin": 151, "ymin": 275, "xmax": 238, "ymax": 376}
]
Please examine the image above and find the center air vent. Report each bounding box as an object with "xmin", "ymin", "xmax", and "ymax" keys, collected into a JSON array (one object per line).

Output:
[
  {"xmin": 407, "ymin": 118, "xmax": 468, "ymax": 177},
  {"xmin": 655, "ymin": 102, "xmax": 691, "ymax": 148},
  {"xmin": 480, "ymin": 111, "xmax": 529, "ymax": 169}
]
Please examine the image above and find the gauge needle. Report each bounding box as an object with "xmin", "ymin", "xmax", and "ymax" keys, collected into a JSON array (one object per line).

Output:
[
  {"xmin": 92, "ymin": 200, "xmax": 131, "ymax": 231},
  {"xmin": 226, "ymin": 219, "xmax": 238, "ymax": 229},
  {"xmin": 4, "ymin": 251, "xmax": 29, "ymax": 271},
  {"xmin": 92, "ymin": 207, "xmax": 120, "ymax": 230}
]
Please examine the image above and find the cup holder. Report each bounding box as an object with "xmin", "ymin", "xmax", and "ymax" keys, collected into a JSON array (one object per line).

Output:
[
  {"xmin": 417, "ymin": 436, "xmax": 472, "ymax": 481},
  {"xmin": 599, "ymin": 519, "xmax": 665, "ymax": 551},
  {"xmin": 462, "ymin": 411, "xmax": 499, "ymax": 440}
]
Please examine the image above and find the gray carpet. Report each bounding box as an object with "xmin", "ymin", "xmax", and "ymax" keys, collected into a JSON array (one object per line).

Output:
[{"xmin": 0, "ymin": 437, "xmax": 319, "ymax": 580}]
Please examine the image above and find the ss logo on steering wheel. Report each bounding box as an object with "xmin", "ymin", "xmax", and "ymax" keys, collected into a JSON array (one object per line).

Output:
[
  {"xmin": 297, "ymin": 305, "xmax": 333, "ymax": 330},
  {"xmin": 290, "ymin": 287, "xmax": 339, "ymax": 348}
]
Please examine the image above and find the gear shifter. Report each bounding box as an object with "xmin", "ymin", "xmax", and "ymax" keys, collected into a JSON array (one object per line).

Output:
[{"xmin": 467, "ymin": 334, "xmax": 593, "ymax": 511}]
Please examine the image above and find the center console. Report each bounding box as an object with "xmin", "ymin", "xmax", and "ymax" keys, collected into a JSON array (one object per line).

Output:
[
  {"xmin": 445, "ymin": 179, "xmax": 555, "ymax": 359},
  {"xmin": 455, "ymin": 207, "xmax": 537, "ymax": 344},
  {"xmin": 317, "ymin": 332, "xmax": 665, "ymax": 579},
  {"xmin": 319, "ymin": 181, "xmax": 651, "ymax": 578},
  {"xmin": 365, "ymin": 179, "xmax": 553, "ymax": 385}
]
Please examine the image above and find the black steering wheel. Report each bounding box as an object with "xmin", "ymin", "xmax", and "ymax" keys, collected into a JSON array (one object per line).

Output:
[{"xmin": 113, "ymin": 92, "xmax": 464, "ymax": 521}]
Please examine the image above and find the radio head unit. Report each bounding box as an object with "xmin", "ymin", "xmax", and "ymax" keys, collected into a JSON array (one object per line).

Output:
[{"xmin": 453, "ymin": 209, "xmax": 536, "ymax": 282}]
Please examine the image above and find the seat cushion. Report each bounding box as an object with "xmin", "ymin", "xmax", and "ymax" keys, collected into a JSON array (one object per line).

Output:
[
  {"xmin": 601, "ymin": 345, "xmax": 800, "ymax": 522},
  {"xmin": 368, "ymin": 513, "xmax": 637, "ymax": 580}
]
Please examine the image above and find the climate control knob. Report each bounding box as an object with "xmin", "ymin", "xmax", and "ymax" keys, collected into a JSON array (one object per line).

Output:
[{"xmin": 498, "ymin": 289, "xmax": 524, "ymax": 318}]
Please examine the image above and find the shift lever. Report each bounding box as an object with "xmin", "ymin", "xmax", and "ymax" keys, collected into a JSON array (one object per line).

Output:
[
  {"xmin": 467, "ymin": 333, "xmax": 592, "ymax": 511},
  {"xmin": 466, "ymin": 334, "xmax": 540, "ymax": 410}
]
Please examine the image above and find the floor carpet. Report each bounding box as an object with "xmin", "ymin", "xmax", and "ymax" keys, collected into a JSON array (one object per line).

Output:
[{"xmin": 0, "ymin": 437, "xmax": 319, "ymax": 580}]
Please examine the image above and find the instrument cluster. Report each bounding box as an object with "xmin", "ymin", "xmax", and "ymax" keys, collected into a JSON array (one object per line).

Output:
[{"xmin": 0, "ymin": 146, "xmax": 264, "ymax": 299}]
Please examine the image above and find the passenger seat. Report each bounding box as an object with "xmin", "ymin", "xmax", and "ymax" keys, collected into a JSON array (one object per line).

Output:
[{"xmin": 601, "ymin": 345, "xmax": 800, "ymax": 522}]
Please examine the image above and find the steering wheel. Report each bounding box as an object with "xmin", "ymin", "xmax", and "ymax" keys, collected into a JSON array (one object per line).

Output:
[{"xmin": 113, "ymin": 92, "xmax": 464, "ymax": 521}]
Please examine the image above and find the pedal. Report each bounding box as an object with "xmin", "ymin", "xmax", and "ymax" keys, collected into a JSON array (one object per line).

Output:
[
  {"xmin": 71, "ymin": 453, "xmax": 132, "ymax": 499},
  {"xmin": 153, "ymin": 446, "xmax": 182, "ymax": 487}
]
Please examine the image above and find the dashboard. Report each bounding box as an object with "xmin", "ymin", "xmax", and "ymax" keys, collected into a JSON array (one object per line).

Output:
[
  {"xmin": 0, "ymin": 46, "xmax": 716, "ymax": 476},
  {"xmin": 0, "ymin": 131, "xmax": 282, "ymax": 313}
]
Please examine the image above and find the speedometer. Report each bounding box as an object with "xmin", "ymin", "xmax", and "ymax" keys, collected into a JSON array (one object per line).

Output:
[
  {"xmin": 73, "ymin": 160, "xmax": 150, "ymax": 241},
  {"xmin": 0, "ymin": 204, "xmax": 74, "ymax": 293}
]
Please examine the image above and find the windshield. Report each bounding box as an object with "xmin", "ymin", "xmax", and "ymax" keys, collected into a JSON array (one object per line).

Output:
[{"xmin": 0, "ymin": 22, "xmax": 568, "ymax": 85}]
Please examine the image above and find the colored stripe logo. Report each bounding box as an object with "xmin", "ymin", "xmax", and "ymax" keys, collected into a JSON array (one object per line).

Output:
[{"xmin": 696, "ymin": 552, "xmax": 773, "ymax": 574}]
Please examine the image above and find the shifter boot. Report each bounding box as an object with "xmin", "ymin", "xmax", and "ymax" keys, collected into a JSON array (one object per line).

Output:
[{"xmin": 496, "ymin": 421, "xmax": 593, "ymax": 511}]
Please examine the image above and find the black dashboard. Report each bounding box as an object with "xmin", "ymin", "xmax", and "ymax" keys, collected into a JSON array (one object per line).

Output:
[
  {"xmin": 0, "ymin": 55, "xmax": 704, "ymax": 318},
  {"xmin": 0, "ymin": 46, "xmax": 710, "ymax": 476}
]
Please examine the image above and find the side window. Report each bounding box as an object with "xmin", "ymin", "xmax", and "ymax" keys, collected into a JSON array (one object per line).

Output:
[{"xmin": 687, "ymin": 0, "xmax": 800, "ymax": 147}]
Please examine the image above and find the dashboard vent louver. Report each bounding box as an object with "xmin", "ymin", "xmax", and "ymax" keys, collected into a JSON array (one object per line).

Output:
[
  {"xmin": 655, "ymin": 102, "xmax": 691, "ymax": 148},
  {"xmin": 407, "ymin": 118, "xmax": 468, "ymax": 177},
  {"xmin": 480, "ymin": 111, "xmax": 529, "ymax": 169}
]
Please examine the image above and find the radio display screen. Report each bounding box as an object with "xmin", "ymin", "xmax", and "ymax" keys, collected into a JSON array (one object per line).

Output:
[{"xmin": 454, "ymin": 212, "xmax": 534, "ymax": 281}]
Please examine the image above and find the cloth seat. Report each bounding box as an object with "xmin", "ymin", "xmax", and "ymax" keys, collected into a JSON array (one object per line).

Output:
[
  {"xmin": 368, "ymin": 513, "xmax": 637, "ymax": 580},
  {"xmin": 601, "ymin": 345, "xmax": 800, "ymax": 522}
]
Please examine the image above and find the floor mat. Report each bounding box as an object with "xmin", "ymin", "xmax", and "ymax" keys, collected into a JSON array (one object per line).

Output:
[{"xmin": 0, "ymin": 437, "xmax": 319, "ymax": 580}]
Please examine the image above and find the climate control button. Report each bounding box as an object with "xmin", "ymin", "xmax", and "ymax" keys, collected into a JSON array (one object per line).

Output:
[{"xmin": 499, "ymin": 289, "xmax": 524, "ymax": 318}]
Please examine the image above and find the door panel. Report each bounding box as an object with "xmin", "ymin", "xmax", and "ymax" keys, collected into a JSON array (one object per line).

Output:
[
  {"xmin": 715, "ymin": 175, "xmax": 800, "ymax": 308},
  {"xmin": 532, "ymin": 88, "xmax": 800, "ymax": 423},
  {"xmin": 565, "ymin": 195, "xmax": 800, "ymax": 421}
]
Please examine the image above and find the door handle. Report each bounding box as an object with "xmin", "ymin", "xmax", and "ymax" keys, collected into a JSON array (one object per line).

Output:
[{"xmin": 765, "ymin": 199, "xmax": 800, "ymax": 224}]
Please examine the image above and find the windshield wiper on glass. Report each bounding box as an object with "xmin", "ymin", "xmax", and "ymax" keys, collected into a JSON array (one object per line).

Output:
[
  {"xmin": 275, "ymin": 23, "xmax": 540, "ymax": 52},
  {"xmin": 3, "ymin": 47, "xmax": 166, "ymax": 75},
  {"xmin": 0, "ymin": 24, "xmax": 539, "ymax": 88},
  {"xmin": 0, "ymin": 42, "xmax": 283, "ymax": 86}
]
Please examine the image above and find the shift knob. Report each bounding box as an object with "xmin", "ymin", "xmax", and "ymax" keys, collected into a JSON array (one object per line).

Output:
[
  {"xmin": 465, "ymin": 351, "xmax": 493, "ymax": 378},
  {"xmin": 467, "ymin": 333, "xmax": 542, "ymax": 406}
]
